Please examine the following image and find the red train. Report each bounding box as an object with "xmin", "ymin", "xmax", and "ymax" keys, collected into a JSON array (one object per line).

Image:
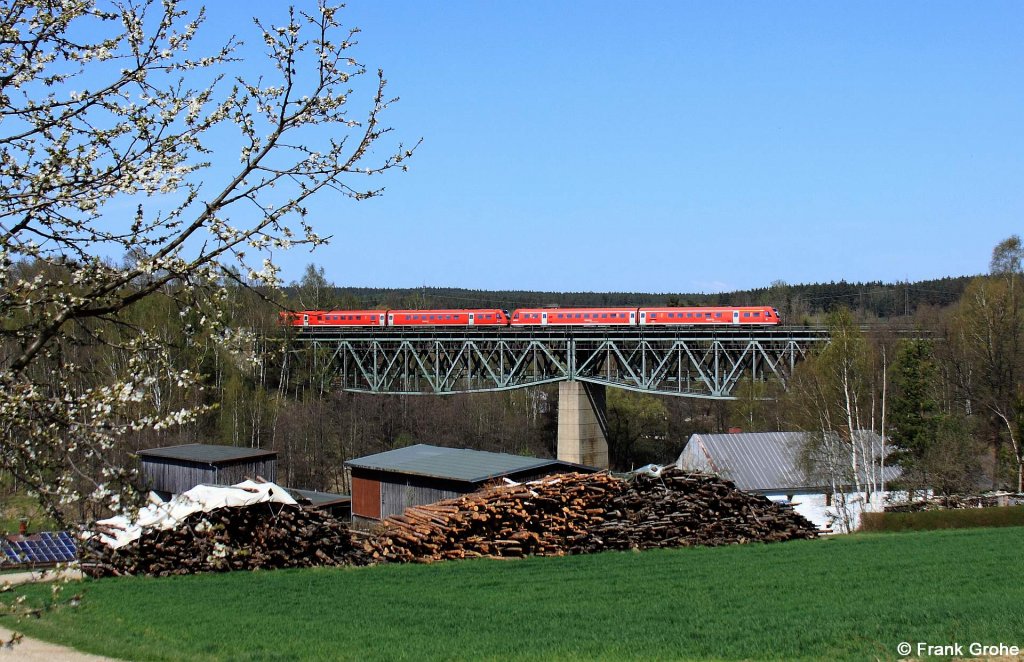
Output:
[{"xmin": 280, "ymin": 306, "xmax": 781, "ymax": 328}]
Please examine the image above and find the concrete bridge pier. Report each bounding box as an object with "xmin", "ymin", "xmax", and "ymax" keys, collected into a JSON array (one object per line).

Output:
[{"xmin": 557, "ymin": 381, "xmax": 609, "ymax": 469}]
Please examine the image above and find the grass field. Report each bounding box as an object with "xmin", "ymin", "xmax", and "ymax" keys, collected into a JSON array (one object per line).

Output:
[
  {"xmin": 2, "ymin": 527, "xmax": 1021, "ymax": 661},
  {"xmin": 0, "ymin": 493, "xmax": 56, "ymax": 534}
]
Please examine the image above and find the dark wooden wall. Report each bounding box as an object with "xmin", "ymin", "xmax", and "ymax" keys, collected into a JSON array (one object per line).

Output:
[{"xmin": 141, "ymin": 457, "xmax": 277, "ymax": 495}]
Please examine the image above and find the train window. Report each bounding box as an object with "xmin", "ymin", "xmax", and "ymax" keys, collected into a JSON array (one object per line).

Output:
[
  {"xmin": 754, "ymin": 312, "xmax": 761, "ymax": 317},
  {"xmin": 743, "ymin": 312, "xmax": 750, "ymax": 317},
  {"xmin": 601, "ymin": 314, "xmax": 607, "ymax": 318},
  {"xmin": 446, "ymin": 315, "xmax": 452, "ymax": 320},
  {"xmin": 705, "ymin": 313, "xmax": 712, "ymax": 319},
  {"xmin": 715, "ymin": 313, "xmax": 722, "ymax": 318},
  {"xmin": 557, "ymin": 314, "xmax": 563, "ymax": 319},
  {"xmin": 576, "ymin": 314, "xmax": 582, "ymax": 319}
]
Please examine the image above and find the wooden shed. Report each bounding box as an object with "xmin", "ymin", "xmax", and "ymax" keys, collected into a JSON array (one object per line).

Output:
[
  {"xmin": 138, "ymin": 444, "xmax": 277, "ymax": 499},
  {"xmin": 346, "ymin": 444, "xmax": 596, "ymax": 523}
]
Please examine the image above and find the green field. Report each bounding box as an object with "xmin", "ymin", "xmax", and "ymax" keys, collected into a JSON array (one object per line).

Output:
[
  {"xmin": 0, "ymin": 493, "xmax": 57, "ymax": 535},
  {"xmin": 2, "ymin": 528, "xmax": 1021, "ymax": 661}
]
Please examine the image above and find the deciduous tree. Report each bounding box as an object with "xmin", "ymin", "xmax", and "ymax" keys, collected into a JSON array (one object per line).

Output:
[
  {"xmin": 0, "ymin": 0, "xmax": 415, "ymax": 520},
  {"xmin": 949, "ymin": 255, "xmax": 1024, "ymax": 491},
  {"xmin": 783, "ymin": 308, "xmax": 886, "ymax": 531}
]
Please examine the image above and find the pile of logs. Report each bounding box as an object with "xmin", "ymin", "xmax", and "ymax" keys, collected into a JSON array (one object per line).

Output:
[
  {"xmin": 591, "ymin": 470, "xmax": 819, "ymax": 549},
  {"xmin": 365, "ymin": 468, "xmax": 818, "ymax": 563},
  {"xmin": 83, "ymin": 501, "xmax": 369, "ymax": 577},
  {"xmin": 83, "ymin": 468, "xmax": 818, "ymax": 576}
]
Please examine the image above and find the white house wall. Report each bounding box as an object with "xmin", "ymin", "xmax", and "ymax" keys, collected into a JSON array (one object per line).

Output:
[{"xmin": 768, "ymin": 491, "xmax": 895, "ymax": 533}]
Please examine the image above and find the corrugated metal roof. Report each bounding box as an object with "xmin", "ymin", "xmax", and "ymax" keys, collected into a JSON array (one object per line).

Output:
[
  {"xmin": 677, "ymin": 431, "xmax": 899, "ymax": 492},
  {"xmin": 346, "ymin": 444, "xmax": 589, "ymax": 484},
  {"xmin": 137, "ymin": 443, "xmax": 277, "ymax": 465}
]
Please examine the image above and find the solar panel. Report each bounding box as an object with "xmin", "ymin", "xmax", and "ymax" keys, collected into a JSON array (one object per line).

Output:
[{"xmin": 0, "ymin": 531, "xmax": 78, "ymax": 567}]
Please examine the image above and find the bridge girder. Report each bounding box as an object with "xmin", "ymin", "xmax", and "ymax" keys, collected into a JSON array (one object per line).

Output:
[{"xmin": 295, "ymin": 327, "xmax": 828, "ymax": 399}]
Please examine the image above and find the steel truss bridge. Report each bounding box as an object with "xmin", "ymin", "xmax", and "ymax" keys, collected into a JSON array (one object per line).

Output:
[{"xmin": 294, "ymin": 326, "xmax": 829, "ymax": 399}]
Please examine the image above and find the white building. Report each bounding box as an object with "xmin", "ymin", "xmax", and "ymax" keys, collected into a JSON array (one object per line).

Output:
[{"xmin": 676, "ymin": 431, "xmax": 901, "ymax": 533}]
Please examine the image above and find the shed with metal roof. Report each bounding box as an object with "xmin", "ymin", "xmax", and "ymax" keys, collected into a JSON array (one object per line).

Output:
[
  {"xmin": 346, "ymin": 444, "xmax": 596, "ymax": 522},
  {"xmin": 676, "ymin": 431, "xmax": 901, "ymax": 532},
  {"xmin": 677, "ymin": 431, "xmax": 898, "ymax": 495},
  {"xmin": 138, "ymin": 443, "xmax": 277, "ymax": 498}
]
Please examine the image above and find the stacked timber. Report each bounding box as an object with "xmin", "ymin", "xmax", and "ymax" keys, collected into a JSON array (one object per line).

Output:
[
  {"xmin": 367, "ymin": 468, "xmax": 817, "ymax": 563},
  {"xmin": 83, "ymin": 469, "xmax": 817, "ymax": 576},
  {"xmin": 591, "ymin": 470, "xmax": 818, "ymax": 549},
  {"xmin": 83, "ymin": 502, "xmax": 368, "ymax": 577},
  {"xmin": 366, "ymin": 472, "xmax": 626, "ymax": 562}
]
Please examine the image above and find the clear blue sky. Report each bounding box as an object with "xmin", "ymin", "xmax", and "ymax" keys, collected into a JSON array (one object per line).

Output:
[{"xmin": 202, "ymin": 1, "xmax": 1023, "ymax": 293}]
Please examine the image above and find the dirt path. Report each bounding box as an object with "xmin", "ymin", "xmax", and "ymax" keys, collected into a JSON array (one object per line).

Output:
[{"xmin": 0, "ymin": 624, "xmax": 119, "ymax": 661}]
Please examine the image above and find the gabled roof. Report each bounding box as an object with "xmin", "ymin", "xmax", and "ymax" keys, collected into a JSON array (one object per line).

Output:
[
  {"xmin": 678, "ymin": 431, "xmax": 899, "ymax": 493},
  {"xmin": 137, "ymin": 443, "xmax": 276, "ymax": 465},
  {"xmin": 346, "ymin": 444, "xmax": 593, "ymax": 484}
]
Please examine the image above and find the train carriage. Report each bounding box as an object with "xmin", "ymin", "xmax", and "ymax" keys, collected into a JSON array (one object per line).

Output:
[
  {"xmin": 638, "ymin": 306, "xmax": 780, "ymax": 326},
  {"xmin": 387, "ymin": 309, "xmax": 510, "ymax": 326},
  {"xmin": 511, "ymin": 308, "xmax": 637, "ymax": 326},
  {"xmin": 280, "ymin": 310, "xmax": 386, "ymax": 327}
]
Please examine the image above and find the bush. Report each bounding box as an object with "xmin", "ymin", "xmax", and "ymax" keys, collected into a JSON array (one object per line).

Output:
[{"xmin": 860, "ymin": 506, "xmax": 1024, "ymax": 532}]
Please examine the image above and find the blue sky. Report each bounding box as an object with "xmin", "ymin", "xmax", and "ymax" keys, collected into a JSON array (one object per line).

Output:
[{"xmin": 201, "ymin": 1, "xmax": 1023, "ymax": 293}]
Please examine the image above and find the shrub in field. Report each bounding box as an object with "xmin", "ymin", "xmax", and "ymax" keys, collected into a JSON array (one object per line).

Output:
[{"xmin": 860, "ymin": 506, "xmax": 1024, "ymax": 532}]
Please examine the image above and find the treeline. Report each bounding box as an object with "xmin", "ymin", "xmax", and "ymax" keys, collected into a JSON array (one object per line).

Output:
[{"xmin": 282, "ymin": 273, "xmax": 973, "ymax": 324}]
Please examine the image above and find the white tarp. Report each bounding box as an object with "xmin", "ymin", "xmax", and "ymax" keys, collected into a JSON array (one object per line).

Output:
[{"xmin": 92, "ymin": 480, "xmax": 297, "ymax": 549}]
